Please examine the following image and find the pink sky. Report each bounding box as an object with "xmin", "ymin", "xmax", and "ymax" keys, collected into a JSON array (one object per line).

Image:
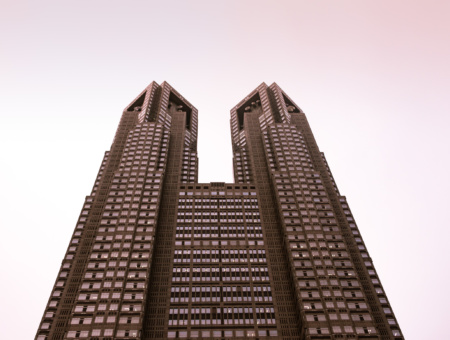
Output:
[{"xmin": 1, "ymin": 1, "xmax": 449, "ymax": 338}]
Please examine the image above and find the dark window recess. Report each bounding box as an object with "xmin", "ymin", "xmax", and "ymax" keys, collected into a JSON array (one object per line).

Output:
[
  {"xmin": 168, "ymin": 92, "xmax": 192, "ymax": 130},
  {"xmin": 282, "ymin": 93, "xmax": 300, "ymax": 113},
  {"xmin": 236, "ymin": 92, "xmax": 261, "ymax": 130},
  {"xmin": 127, "ymin": 91, "xmax": 146, "ymax": 112}
]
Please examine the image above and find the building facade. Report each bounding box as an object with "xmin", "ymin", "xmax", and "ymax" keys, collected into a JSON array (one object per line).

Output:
[{"xmin": 36, "ymin": 82, "xmax": 403, "ymax": 340}]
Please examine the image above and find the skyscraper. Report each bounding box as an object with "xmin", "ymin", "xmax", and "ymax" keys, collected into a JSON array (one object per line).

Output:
[{"xmin": 36, "ymin": 82, "xmax": 403, "ymax": 340}]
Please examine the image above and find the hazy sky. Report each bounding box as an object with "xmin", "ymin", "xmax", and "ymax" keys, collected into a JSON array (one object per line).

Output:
[{"xmin": 1, "ymin": 1, "xmax": 449, "ymax": 338}]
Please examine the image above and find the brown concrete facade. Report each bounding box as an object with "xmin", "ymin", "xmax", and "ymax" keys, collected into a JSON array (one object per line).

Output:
[{"xmin": 36, "ymin": 82, "xmax": 403, "ymax": 340}]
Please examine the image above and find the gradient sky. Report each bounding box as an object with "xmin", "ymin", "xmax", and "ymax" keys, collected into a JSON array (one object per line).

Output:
[{"xmin": 1, "ymin": 1, "xmax": 449, "ymax": 338}]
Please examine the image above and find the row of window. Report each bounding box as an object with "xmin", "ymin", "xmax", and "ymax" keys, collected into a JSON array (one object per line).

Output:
[
  {"xmin": 176, "ymin": 217, "xmax": 261, "ymax": 223},
  {"xmin": 303, "ymin": 301, "xmax": 369, "ymax": 310},
  {"xmin": 66, "ymin": 329, "xmax": 138, "ymax": 338},
  {"xmin": 172, "ymin": 266, "xmax": 270, "ymax": 282},
  {"xmin": 170, "ymin": 285, "xmax": 272, "ymax": 303},
  {"xmin": 71, "ymin": 315, "xmax": 140, "ymax": 324},
  {"xmin": 98, "ymin": 226, "xmax": 154, "ymax": 233},
  {"xmin": 173, "ymin": 249, "xmax": 266, "ymax": 263},
  {"xmin": 78, "ymin": 292, "xmax": 144, "ymax": 301},
  {"xmin": 168, "ymin": 307, "xmax": 275, "ymax": 326},
  {"xmin": 74, "ymin": 303, "xmax": 141, "ymax": 313},
  {"xmin": 179, "ymin": 198, "xmax": 258, "ymax": 204},
  {"xmin": 179, "ymin": 191, "xmax": 257, "ymax": 197},
  {"xmin": 174, "ymin": 240, "xmax": 265, "ymax": 247},
  {"xmin": 167, "ymin": 328, "xmax": 278, "ymax": 338},
  {"xmin": 90, "ymin": 251, "xmax": 149, "ymax": 259},
  {"xmin": 300, "ymin": 288, "xmax": 363, "ymax": 299},
  {"xmin": 307, "ymin": 326, "xmax": 376, "ymax": 335},
  {"xmin": 176, "ymin": 225, "xmax": 262, "ymax": 234}
]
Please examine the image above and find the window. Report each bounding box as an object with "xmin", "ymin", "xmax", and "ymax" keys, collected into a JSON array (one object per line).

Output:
[
  {"xmin": 104, "ymin": 329, "xmax": 113, "ymax": 336},
  {"xmin": 332, "ymin": 326, "xmax": 342, "ymax": 333}
]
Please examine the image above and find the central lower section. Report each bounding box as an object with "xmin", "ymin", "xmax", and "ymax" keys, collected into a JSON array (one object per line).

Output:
[{"xmin": 165, "ymin": 185, "xmax": 277, "ymax": 338}]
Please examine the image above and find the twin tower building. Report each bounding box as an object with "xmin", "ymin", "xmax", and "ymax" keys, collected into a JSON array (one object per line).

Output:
[{"xmin": 36, "ymin": 82, "xmax": 403, "ymax": 340}]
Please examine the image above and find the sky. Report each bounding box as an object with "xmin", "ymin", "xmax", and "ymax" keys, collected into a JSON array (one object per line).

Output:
[{"xmin": 1, "ymin": 0, "xmax": 449, "ymax": 338}]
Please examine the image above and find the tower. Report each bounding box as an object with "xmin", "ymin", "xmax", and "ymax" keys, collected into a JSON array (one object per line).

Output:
[{"xmin": 36, "ymin": 82, "xmax": 403, "ymax": 340}]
